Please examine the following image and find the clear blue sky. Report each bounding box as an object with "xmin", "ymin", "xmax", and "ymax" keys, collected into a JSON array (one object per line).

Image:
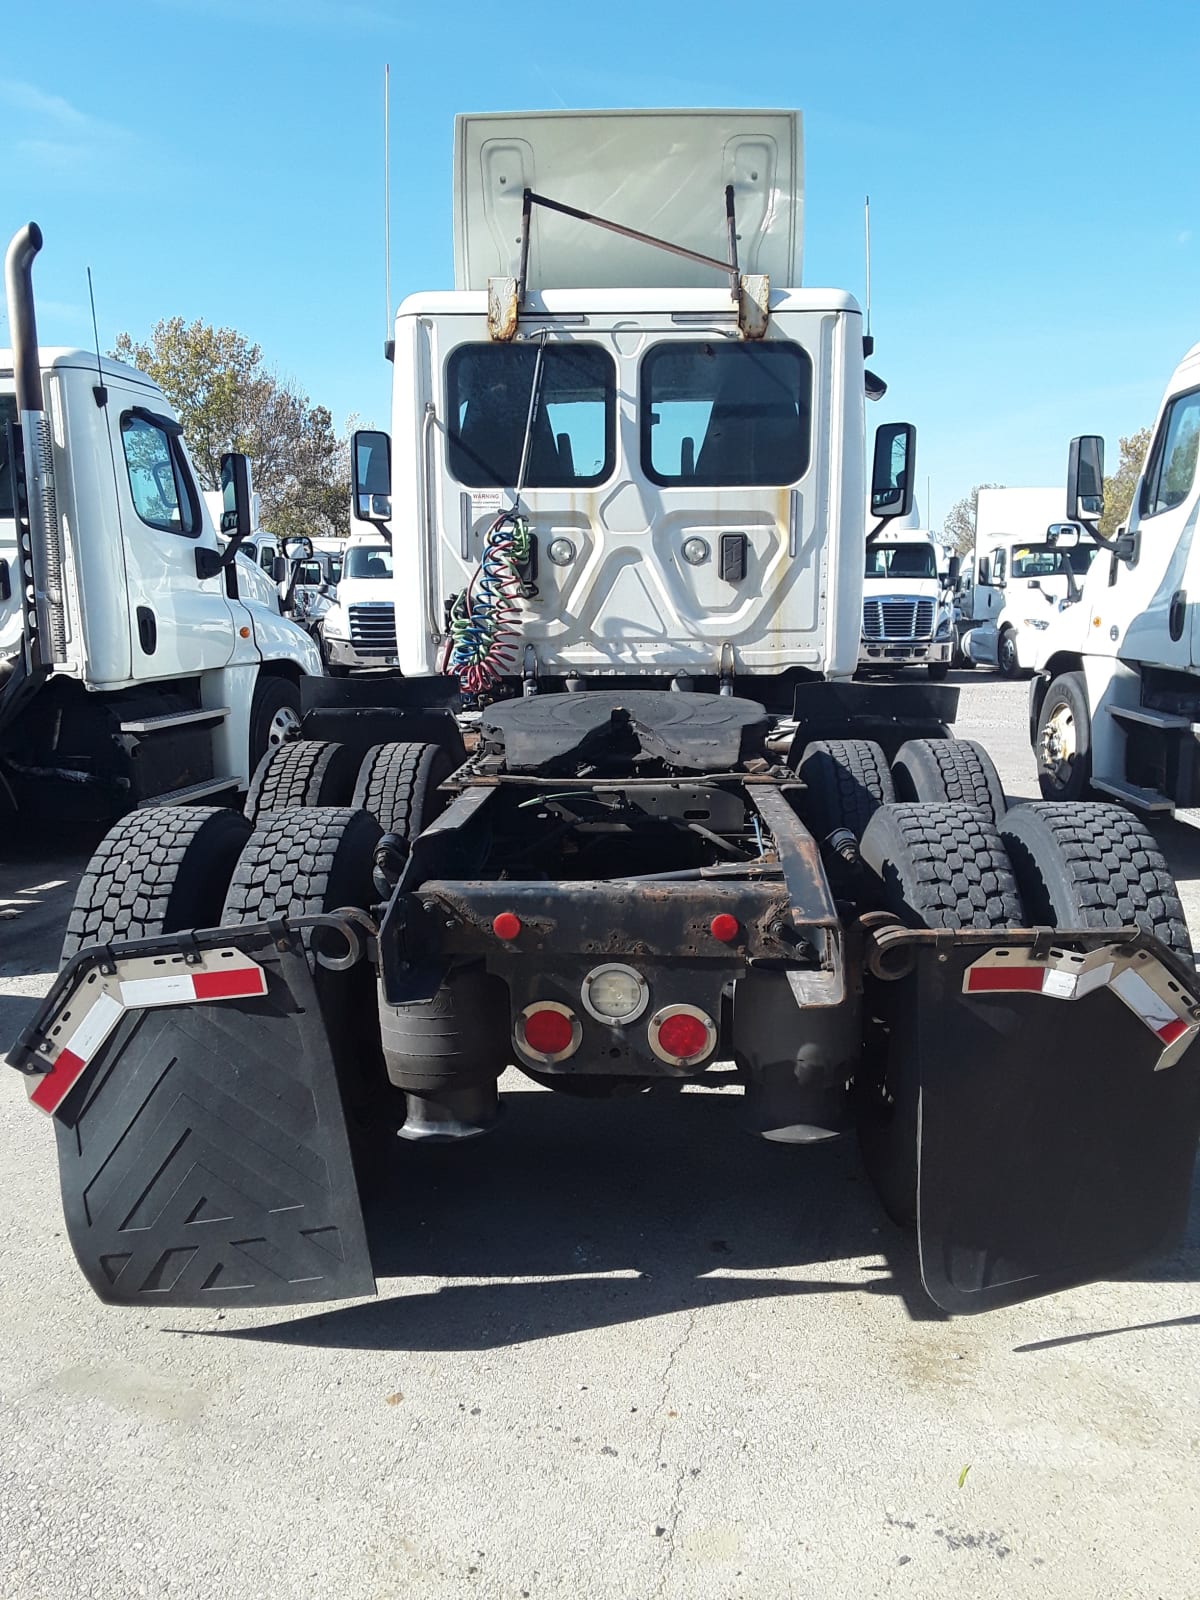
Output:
[{"xmin": 3, "ymin": 0, "xmax": 1197, "ymax": 528}]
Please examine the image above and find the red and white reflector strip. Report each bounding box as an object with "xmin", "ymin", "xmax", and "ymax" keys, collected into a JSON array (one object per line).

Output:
[
  {"xmin": 963, "ymin": 945, "xmax": 1199, "ymax": 1069},
  {"xmin": 29, "ymin": 950, "xmax": 268, "ymax": 1117}
]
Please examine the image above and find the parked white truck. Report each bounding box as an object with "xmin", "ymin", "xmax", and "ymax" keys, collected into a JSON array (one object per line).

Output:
[
  {"xmin": 1031, "ymin": 342, "xmax": 1200, "ymax": 815},
  {"xmin": 859, "ymin": 528, "xmax": 955, "ymax": 677},
  {"xmin": 317, "ymin": 533, "xmax": 397, "ymax": 673},
  {"xmin": 12, "ymin": 113, "xmax": 1200, "ymax": 1322},
  {"xmin": 0, "ymin": 225, "xmax": 323, "ymax": 823},
  {"xmin": 961, "ymin": 487, "xmax": 1096, "ymax": 676}
]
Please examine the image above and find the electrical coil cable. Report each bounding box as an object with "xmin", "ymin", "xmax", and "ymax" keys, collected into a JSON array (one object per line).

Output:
[
  {"xmin": 444, "ymin": 331, "xmax": 548, "ymax": 698},
  {"xmin": 445, "ymin": 510, "xmax": 532, "ymax": 694}
]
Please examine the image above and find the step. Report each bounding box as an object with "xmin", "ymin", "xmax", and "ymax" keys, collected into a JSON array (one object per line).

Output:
[
  {"xmin": 120, "ymin": 705, "xmax": 230, "ymax": 734},
  {"xmin": 1173, "ymin": 808, "xmax": 1200, "ymax": 833},
  {"xmin": 1090, "ymin": 776, "xmax": 1174, "ymax": 813},
  {"xmin": 1110, "ymin": 704, "xmax": 1194, "ymax": 731},
  {"xmin": 135, "ymin": 776, "xmax": 239, "ymax": 808}
]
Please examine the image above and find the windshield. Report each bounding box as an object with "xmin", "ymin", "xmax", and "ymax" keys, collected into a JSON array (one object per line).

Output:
[
  {"xmin": 1010, "ymin": 544, "xmax": 1096, "ymax": 578},
  {"xmin": 0, "ymin": 394, "xmax": 19, "ymax": 517},
  {"xmin": 864, "ymin": 543, "xmax": 937, "ymax": 580},
  {"xmin": 342, "ymin": 546, "xmax": 392, "ymax": 581}
]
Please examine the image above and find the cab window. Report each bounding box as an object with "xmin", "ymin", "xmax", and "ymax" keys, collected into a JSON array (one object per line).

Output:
[
  {"xmin": 864, "ymin": 544, "xmax": 936, "ymax": 579},
  {"xmin": 120, "ymin": 413, "xmax": 199, "ymax": 537},
  {"xmin": 446, "ymin": 343, "xmax": 615, "ymax": 488},
  {"xmin": 641, "ymin": 342, "xmax": 812, "ymax": 487},
  {"xmin": 1141, "ymin": 388, "xmax": 1200, "ymax": 518}
]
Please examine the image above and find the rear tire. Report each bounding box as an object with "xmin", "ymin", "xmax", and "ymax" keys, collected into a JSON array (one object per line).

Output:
[
  {"xmin": 891, "ymin": 737, "xmax": 1007, "ymax": 823},
  {"xmin": 352, "ymin": 742, "xmax": 455, "ymax": 837},
  {"xmin": 1001, "ymin": 801, "xmax": 1192, "ymax": 961},
  {"xmin": 795, "ymin": 738, "xmax": 894, "ymax": 841},
  {"xmin": 61, "ymin": 806, "xmax": 251, "ymax": 965},
  {"xmin": 1035, "ymin": 671, "xmax": 1091, "ymax": 800},
  {"xmin": 857, "ymin": 802, "xmax": 1025, "ymax": 1226},
  {"xmin": 859, "ymin": 802, "xmax": 1025, "ymax": 929},
  {"xmin": 244, "ymin": 739, "xmax": 360, "ymax": 824},
  {"xmin": 223, "ymin": 807, "xmax": 397, "ymax": 1152}
]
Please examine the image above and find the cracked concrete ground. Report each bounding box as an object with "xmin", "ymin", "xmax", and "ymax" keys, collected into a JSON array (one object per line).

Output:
[{"xmin": 1, "ymin": 675, "xmax": 1198, "ymax": 1599}]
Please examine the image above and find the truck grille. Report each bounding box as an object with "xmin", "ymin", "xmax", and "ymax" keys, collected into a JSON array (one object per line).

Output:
[
  {"xmin": 348, "ymin": 602, "xmax": 398, "ymax": 657},
  {"xmin": 862, "ymin": 598, "xmax": 935, "ymax": 641}
]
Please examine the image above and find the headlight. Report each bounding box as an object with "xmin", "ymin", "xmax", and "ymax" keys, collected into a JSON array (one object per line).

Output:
[
  {"xmin": 322, "ymin": 607, "xmax": 349, "ymax": 639},
  {"xmin": 935, "ymin": 614, "xmax": 954, "ymax": 639},
  {"xmin": 1023, "ymin": 618, "xmax": 1050, "ymax": 631}
]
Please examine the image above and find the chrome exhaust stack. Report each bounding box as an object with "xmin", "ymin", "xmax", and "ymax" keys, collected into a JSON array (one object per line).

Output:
[{"xmin": 4, "ymin": 222, "xmax": 67, "ymax": 665}]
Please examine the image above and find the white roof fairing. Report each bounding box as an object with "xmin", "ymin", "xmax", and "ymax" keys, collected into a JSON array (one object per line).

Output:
[{"xmin": 453, "ymin": 110, "xmax": 803, "ymax": 293}]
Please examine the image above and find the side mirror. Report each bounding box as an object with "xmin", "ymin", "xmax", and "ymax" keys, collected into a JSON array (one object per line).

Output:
[
  {"xmin": 353, "ymin": 429, "xmax": 393, "ymax": 524},
  {"xmin": 1027, "ymin": 577, "xmax": 1041, "ymax": 591},
  {"xmin": 220, "ymin": 452, "xmax": 253, "ymax": 540},
  {"xmin": 1045, "ymin": 521, "xmax": 1080, "ymax": 548},
  {"xmin": 271, "ymin": 555, "xmax": 288, "ymax": 583},
  {"xmin": 870, "ymin": 422, "xmax": 916, "ymax": 520},
  {"xmin": 947, "ymin": 555, "xmax": 961, "ymax": 586},
  {"xmin": 1067, "ymin": 435, "xmax": 1106, "ymax": 532},
  {"xmin": 978, "ymin": 557, "xmax": 991, "ymax": 586}
]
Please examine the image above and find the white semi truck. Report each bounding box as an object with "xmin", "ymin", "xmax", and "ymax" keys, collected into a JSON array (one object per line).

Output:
[
  {"xmin": 960, "ymin": 487, "xmax": 1097, "ymax": 676},
  {"xmin": 1031, "ymin": 342, "xmax": 1200, "ymax": 815},
  {"xmin": 0, "ymin": 225, "xmax": 323, "ymax": 823},
  {"xmin": 859, "ymin": 528, "xmax": 955, "ymax": 676},
  {"xmin": 11, "ymin": 112, "xmax": 1200, "ymax": 1320}
]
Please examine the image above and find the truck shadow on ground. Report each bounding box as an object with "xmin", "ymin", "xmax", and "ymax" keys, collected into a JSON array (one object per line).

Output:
[{"xmin": 209, "ymin": 1084, "xmax": 954, "ymax": 1353}]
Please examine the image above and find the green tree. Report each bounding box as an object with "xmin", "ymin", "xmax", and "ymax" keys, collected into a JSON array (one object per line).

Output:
[
  {"xmin": 1099, "ymin": 427, "xmax": 1151, "ymax": 538},
  {"xmin": 111, "ymin": 318, "xmax": 350, "ymax": 539},
  {"xmin": 942, "ymin": 483, "xmax": 1003, "ymax": 555}
]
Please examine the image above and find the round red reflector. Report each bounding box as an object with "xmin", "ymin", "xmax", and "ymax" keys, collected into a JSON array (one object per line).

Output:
[
  {"xmin": 522, "ymin": 1007, "xmax": 574, "ymax": 1055},
  {"xmin": 709, "ymin": 912, "xmax": 739, "ymax": 943},
  {"xmin": 492, "ymin": 911, "xmax": 522, "ymax": 941},
  {"xmin": 656, "ymin": 1011, "xmax": 711, "ymax": 1061}
]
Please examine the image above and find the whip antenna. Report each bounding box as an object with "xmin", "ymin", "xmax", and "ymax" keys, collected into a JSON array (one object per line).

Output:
[
  {"xmin": 383, "ymin": 63, "xmax": 393, "ymax": 360},
  {"xmin": 86, "ymin": 267, "xmax": 107, "ymax": 406},
  {"xmin": 863, "ymin": 194, "xmax": 872, "ymax": 341}
]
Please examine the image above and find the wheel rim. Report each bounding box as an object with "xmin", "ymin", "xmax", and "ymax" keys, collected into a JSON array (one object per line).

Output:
[
  {"xmin": 1039, "ymin": 699, "xmax": 1076, "ymax": 790},
  {"xmin": 1000, "ymin": 634, "xmax": 1016, "ymax": 672},
  {"xmin": 268, "ymin": 705, "xmax": 301, "ymax": 747}
]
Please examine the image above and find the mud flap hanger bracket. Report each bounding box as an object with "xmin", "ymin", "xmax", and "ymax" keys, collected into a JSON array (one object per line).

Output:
[{"xmin": 488, "ymin": 185, "xmax": 769, "ymax": 341}]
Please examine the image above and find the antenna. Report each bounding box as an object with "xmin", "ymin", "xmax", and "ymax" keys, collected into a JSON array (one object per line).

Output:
[
  {"xmin": 383, "ymin": 63, "xmax": 393, "ymax": 361},
  {"xmin": 86, "ymin": 267, "xmax": 107, "ymax": 407},
  {"xmin": 863, "ymin": 194, "xmax": 872, "ymax": 340}
]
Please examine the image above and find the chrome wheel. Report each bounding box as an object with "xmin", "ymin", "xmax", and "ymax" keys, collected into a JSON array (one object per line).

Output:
[
  {"xmin": 267, "ymin": 705, "xmax": 301, "ymax": 748},
  {"xmin": 1038, "ymin": 698, "xmax": 1077, "ymax": 793}
]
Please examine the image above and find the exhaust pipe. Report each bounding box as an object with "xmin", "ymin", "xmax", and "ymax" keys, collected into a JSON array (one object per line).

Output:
[
  {"xmin": 4, "ymin": 222, "xmax": 66, "ymax": 665},
  {"xmin": 5, "ymin": 222, "xmax": 45, "ymax": 415}
]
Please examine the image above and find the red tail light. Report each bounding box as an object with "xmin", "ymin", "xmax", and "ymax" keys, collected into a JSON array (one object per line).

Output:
[
  {"xmin": 516, "ymin": 1002, "xmax": 581, "ymax": 1063},
  {"xmin": 648, "ymin": 1005, "xmax": 717, "ymax": 1068}
]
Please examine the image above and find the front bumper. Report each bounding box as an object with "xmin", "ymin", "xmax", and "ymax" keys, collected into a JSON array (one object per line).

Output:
[
  {"xmin": 859, "ymin": 637, "xmax": 953, "ymax": 667},
  {"xmin": 322, "ymin": 634, "xmax": 399, "ymax": 670}
]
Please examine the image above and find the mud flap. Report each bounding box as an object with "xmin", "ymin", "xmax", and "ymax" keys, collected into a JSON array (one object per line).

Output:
[
  {"xmin": 883, "ymin": 936, "xmax": 1200, "ymax": 1313},
  {"xmin": 11, "ymin": 929, "xmax": 376, "ymax": 1309}
]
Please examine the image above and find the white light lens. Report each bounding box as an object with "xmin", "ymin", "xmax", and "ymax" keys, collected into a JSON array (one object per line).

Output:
[
  {"xmin": 1024, "ymin": 617, "xmax": 1050, "ymax": 630},
  {"xmin": 548, "ymin": 537, "xmax": 577, "ymax": 566},
  {"xmin": 581, "ymin": 963, "xmax": 648, "ymax": 1023},
  {"xmin": 681, "ymin": 537, "xmax": 710, "ymax": 566}
]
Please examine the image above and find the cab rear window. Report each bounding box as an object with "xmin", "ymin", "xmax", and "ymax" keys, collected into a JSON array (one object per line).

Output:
[
  {"xmin": 641, "ymin": 342, "xmax": 812, "ymax": 487},
  {"xmin": 446, "ymin": 343, "xmax": 615, "ymax": 488}
]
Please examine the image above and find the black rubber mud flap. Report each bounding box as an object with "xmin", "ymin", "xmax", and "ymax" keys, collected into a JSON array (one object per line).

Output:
[
  {"xmin": 903, "ymin": 939, "xmax": 1200, "ymax": 1313},
  {"xmin": 44, "ymin": 938, "xmax": 375, "ymax": 1309}
]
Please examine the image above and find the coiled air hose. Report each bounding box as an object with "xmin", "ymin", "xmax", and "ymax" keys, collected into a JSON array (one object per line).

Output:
[{"xmin": 445, "ymin": 509, "xmax": 532, "ymax": 695}]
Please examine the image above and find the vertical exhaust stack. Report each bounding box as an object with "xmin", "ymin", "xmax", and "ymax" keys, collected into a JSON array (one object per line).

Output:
[{"xmin": 5, "ymin": 222, "xmax": 67, "ymax": 666}]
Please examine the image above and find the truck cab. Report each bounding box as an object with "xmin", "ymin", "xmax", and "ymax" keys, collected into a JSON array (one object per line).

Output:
[
  {"xmin": 858, "ymin": 528, "xmax": 954, "ymax": 678},
  {"xmin": 1031, "ymin": 342, "xmax": 1200, "ymax": 813},
  {"xmin": 0, "ymin": 226, "xmax": 323, "ymax": 820},
  {"xmin": 318, "ymin": 533, "xmax": 396, "ymax": 673},
  {"xmin": 964, "ymin": 525, "xmax": 1095, "ymax": 676}
]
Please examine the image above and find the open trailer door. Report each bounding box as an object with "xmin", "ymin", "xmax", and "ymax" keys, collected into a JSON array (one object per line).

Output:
[
  {"xmin": 8, "ymin": 927, "xmax": 375, "ymax": 1309},
  {"xmin": 864, "ymin": 929, "xmax": 1200, "ymax": 1314}
]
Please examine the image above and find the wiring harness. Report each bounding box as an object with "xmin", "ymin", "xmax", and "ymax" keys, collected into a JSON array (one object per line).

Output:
[{"xmin": 445, "ymin": 510, "xmax": 532, "ymax": 695}]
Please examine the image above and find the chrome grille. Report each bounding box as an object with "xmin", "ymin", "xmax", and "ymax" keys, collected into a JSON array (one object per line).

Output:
[
  {"xmin": 862, "ymin": 597, "xmax": 935, "ymax": 641},
  {"xmin": 348, "ymin": 602, "xmax": 398, "ymax": 656}
]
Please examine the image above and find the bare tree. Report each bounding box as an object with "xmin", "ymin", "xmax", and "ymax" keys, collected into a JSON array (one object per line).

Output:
[{"xmin": 942, "ymin": 483, "xmax": 1003, "ymax": 555}]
